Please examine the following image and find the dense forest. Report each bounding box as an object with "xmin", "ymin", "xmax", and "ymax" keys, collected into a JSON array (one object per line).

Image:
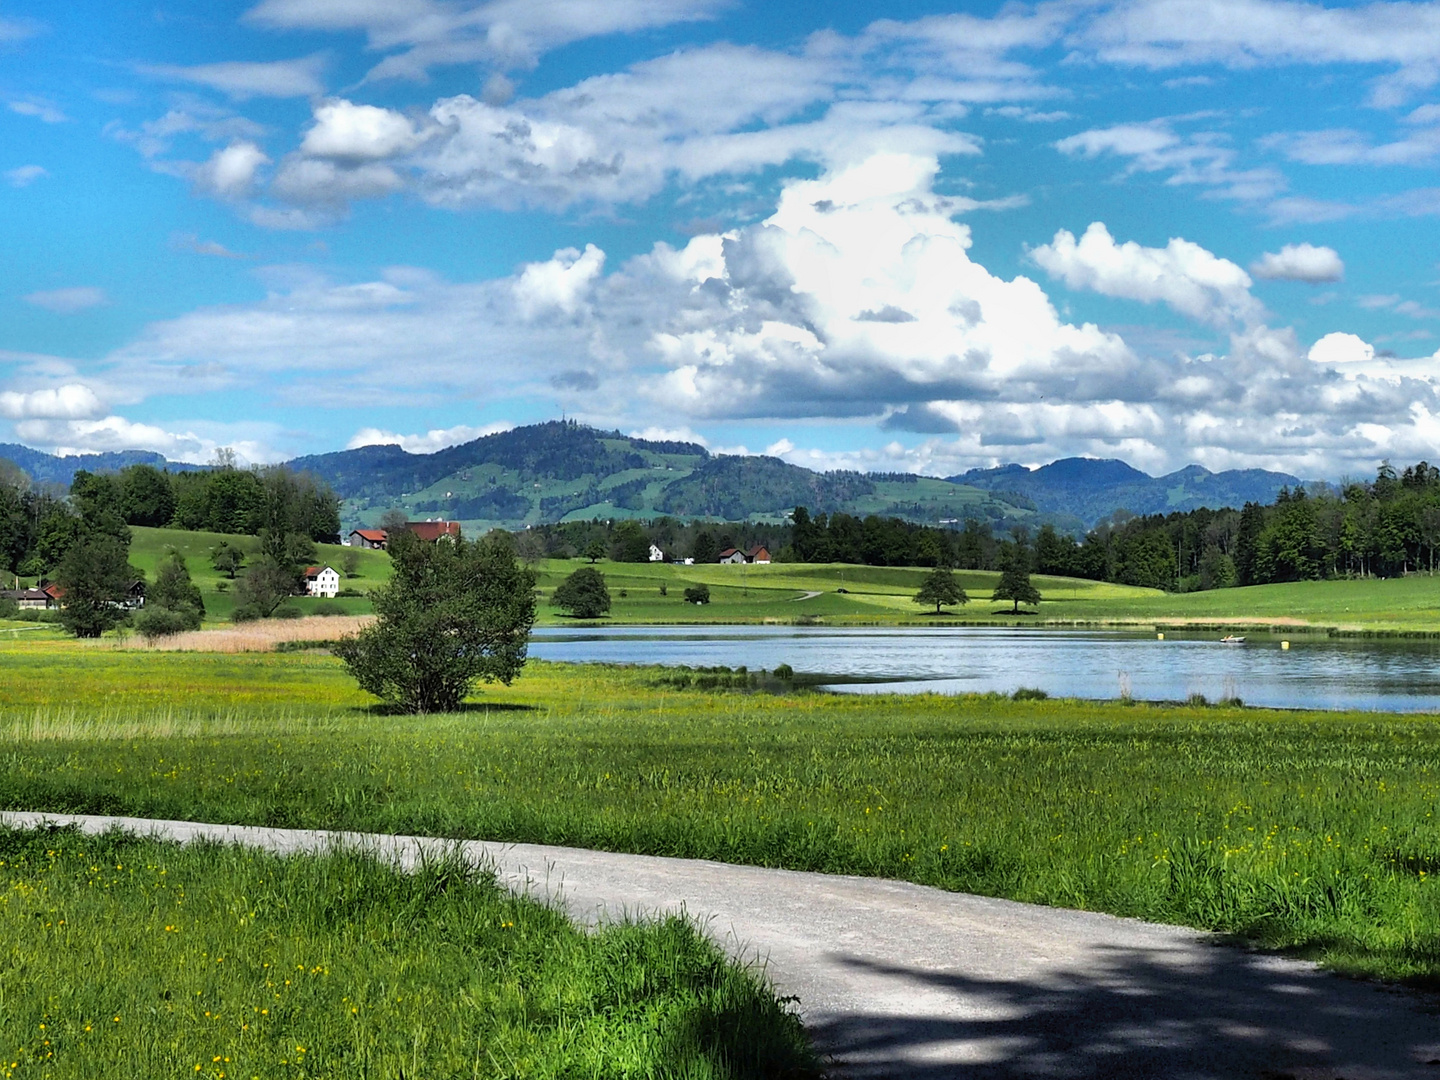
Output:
[
  {"xmin": 1031, "ymin": 462, "xmax": 1440, "ymax": 591},
  {"xmin": 0, "ymin": 461, "xmax": 340, "ymax": 577}
]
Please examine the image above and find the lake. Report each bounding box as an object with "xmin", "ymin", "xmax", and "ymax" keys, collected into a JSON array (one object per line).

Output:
[{"xmin": 529, "ymin": 625, "xmax": 1440, "ymax": 713}]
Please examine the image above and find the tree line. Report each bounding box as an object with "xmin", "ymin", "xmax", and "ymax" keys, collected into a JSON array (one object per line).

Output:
[{"xmin": 1030, "ymin": 462, "xmax": 1440, "ymax": 592}]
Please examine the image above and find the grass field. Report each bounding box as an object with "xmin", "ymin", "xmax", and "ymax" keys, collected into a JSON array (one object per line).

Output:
[
  {"xmin": 0, "ymin": 825, "xmax": 816, "ymax": 1079},
  {"xmin": 0, "ymin": 641, "xmax": 1436, "ymax": 987},
  {"xmin": 11, "ymin": 527, "xmax": 1433, "ymax": 635}
]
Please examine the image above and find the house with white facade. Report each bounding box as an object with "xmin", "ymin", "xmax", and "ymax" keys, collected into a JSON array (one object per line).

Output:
[
  {"xmin": 304, "ymin": 565, "xmax": 341, "ymax": 598},
  {"xmin": 648, "ymin": 544, "xmax": 665, "ymax": 562}
]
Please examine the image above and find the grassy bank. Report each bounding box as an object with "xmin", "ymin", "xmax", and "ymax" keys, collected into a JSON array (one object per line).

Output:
[
  {"xmin": 0, "ymin": 825, "xmax": 816, "ymax": 1079},
  {"xmin": 0, "ymin": 643, "xmax": 1436, "ymax": 986}
]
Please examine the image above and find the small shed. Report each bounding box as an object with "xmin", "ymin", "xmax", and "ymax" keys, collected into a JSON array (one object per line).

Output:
[{"xmin": 348, "ymin": 528, "xmax": 388, "ymax": 550}]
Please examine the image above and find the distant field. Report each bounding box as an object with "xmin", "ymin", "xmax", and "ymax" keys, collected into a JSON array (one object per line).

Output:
[
  {"xmin": 8, "ymin": 527, "xmax": 1440, "ymax": 636},
  {"xmin": 0, "ymin": 643, "xmax": 1436, "ymax": 986}
]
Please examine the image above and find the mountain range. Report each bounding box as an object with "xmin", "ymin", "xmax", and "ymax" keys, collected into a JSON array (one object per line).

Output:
[{"xmin": 0, "ymin": 421, "xmax": 1305, "ymax": 532}]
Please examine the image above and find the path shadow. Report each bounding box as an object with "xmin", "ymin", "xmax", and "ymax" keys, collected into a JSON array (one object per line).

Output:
[{"xmin": 806, "ymin": 945, "xmax": 1440, "ymax": 1079}]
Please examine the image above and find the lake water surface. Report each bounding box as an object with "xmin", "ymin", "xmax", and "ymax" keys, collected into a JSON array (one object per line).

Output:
[{"xmin": 529, "ymin": 626, "xmax": 1440, "ymax": 713}]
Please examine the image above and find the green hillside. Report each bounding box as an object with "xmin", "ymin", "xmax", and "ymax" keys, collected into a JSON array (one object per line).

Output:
[{"xmin": 287, "ymin": 421, "xmax": 1038, "ymax": 534}]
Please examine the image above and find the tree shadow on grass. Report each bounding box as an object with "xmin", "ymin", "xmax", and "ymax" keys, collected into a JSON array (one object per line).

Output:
[
  {"xmin": 806, "ymin": 945, "xmax": 1440, "ymax": 1080},
  {"xmin": 351, "ymin": 701, "xmax": 539, "ymax": 717}
]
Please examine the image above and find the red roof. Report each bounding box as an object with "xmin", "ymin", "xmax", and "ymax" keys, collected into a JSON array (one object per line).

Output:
[
  {"xmin": 304, "ymin": 566, "xmax": 331, "ymax": 579},
  {"xmin": 717, "ymin": 547, "xmax": 740, "ymax": 558},
  {"xmin": 747, "ymin": 546, "xmax": 770, "ymax": 559},
  {"xmin": 406, "ymin": 521, "xmax": 461, "ymax": 542},
  {"xmin": 41, "ymin": 582, "xmax": 63, "ymax": 599},
  {"xmin": 350, "ymin": 528, "xmax": 387, "ymax": 542}
]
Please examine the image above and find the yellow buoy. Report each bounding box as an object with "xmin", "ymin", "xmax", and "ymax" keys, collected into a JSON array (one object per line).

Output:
[
  {"xmin": 1281, "ymin": 640, "xmax": 1290, "ymax": 650},
  {"xmin": 1157, "ymin": 632, "xmax": 1164, "ymax": 640}
]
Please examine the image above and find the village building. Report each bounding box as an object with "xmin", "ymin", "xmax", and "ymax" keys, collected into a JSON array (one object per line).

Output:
[
  {"xmin": 717, "ymin": 548, "xmax": 747, "ymax": 564},
  {"xmin": 648, "ymin": 543, "xmax": 665, "ymax": 562},
  {"xmin": 0, "ymin": 588, "xmax": 53, "ymax": 610},
  {"xmin": 407, "ymin": 520, "xmax": 461, "ymax": 543},
  {"xmin": 304, "ymin": 565, "xmax": 341, "ymax": 599},
  {"xmin": 746, "ymin": 546, "xmax": 772, "ymax": 565},
  {"xmin": 347, "ymin": 528, "xmax": 388, "ymax": 549}
]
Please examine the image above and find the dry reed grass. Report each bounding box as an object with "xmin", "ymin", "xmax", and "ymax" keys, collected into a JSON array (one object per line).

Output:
[
  {"xmin": 0, "ymin": 706, "xmax": 348, "ymax": 741},
  {"xmin": 115, "ymin": 615, "xmax": 374, "ymax": 652}
]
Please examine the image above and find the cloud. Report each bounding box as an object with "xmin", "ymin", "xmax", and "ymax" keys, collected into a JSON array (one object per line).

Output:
[
  {"xmin": 94, "ymin": 150, "xmax": 1440, "ymax": 477},
  {"xmin": 1030, "ymin": 222, "xmax": 1262, "ymax": 327},
  {"xmin": 514, "ymin": 245, "xmax": 605, "ymax": 318},
  {"xmin": 1261, "ymin": 126, "xmax": 1440, "ymax": 166},
  {"xmin": 1309, "ymin": 331, "xmax": 1373, "ymax": 366},
  {"xmin": 8, "ymin": 98, "xmax": 66, "ymax": 123},
  {"xmin": 138, "ymin": 54, "xmax": 327, "ymax": 99},
  {"xmin": 1055, "ymin": 120, "xmax": 1286, "ymax": 202},
  {"xmin": 244, "ymin": 0, "xmax": 730, "ymax": 80},
  {"xmin": 0, "ymin": 384, "xmax": 104, "ymax": 420},
  {"xmin": 0, "ymin": 16, "xmax": 41, "ymax": 42},
  {"xmin": 5, "ymin": 165, "xmax": 47, "ymax": 187},
  {"xmin": 171, "ymin": 233, "xmax": 245, "ymax": 258},
  {"xmin": 22, "ymin": 287, "xmax": 109, "ymax": 314},
  {"xmin": 1074, "ymin": 0, "xmax": 1440, "ymax": 106},
  {"xmin": 194, "ymin": 142, "xmax": 270, "ymax": 199},
  {"xmin": 12, "ymin": 415, "xmax": 270, "ymax": 464},
  {"xmin": 1250, "ymin": 243, "xmax": 1344, "ymax": 283},
  {"xmin": 346, "ymin": 420, "xmax": 513, "ymax": 454},
  {"xmin": 299, "ymin": 99, "xmax": 428, "ymax": 160}
]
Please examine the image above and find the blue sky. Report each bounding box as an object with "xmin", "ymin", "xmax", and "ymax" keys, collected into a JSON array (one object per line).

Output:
[{"xmin": 3, "ymin": 0, "xmax": 1440, "ymax": 479}]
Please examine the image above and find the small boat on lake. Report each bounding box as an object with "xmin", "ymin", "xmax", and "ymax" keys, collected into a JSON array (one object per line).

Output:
[{"xmin": 1219, "ymin": 634, "xmax": 1246, "ymax": 644}]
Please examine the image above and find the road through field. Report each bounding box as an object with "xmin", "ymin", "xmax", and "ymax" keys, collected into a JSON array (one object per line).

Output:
[{"xmin": 5, "ymin": 811, "xmax": 1437, "ymax": 1079}]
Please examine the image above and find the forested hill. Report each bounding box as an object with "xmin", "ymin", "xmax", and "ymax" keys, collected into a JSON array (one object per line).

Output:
[
  {"xmin": 286, "ymin": 420, "xmax": 1038, "ymax": 532},
  {"xmin": 0, "ymin": 444, "xmax": 204, "ymax": 488},
  {"xmin": 949, "ymin": 458, "xmax": 1304, "ymax": 527}
]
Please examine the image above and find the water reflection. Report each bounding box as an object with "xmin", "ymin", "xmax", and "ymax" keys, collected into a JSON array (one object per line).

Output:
[{"xmin": 529, "ymin": 626, "xmax": 1440, "ymax": 713}]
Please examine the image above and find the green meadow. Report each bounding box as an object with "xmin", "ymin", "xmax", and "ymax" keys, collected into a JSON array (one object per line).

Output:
[
  {"xmin": 0, "ymin": 642, "xmax": 1436, "ymax": 987},
  {"xmin": 0, "ymin": 826, "xmax": 817, "ymax": 1080}
]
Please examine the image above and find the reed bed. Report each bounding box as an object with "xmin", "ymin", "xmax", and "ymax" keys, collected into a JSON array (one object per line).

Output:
[{"xmin": 115, "ymin": 616, "xmax": 374, "ymax": 653}]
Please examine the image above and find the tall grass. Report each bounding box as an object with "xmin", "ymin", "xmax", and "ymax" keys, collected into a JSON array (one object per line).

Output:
[
  {"xmin": 0, "ymin": 648, "xmax": 1437, "ymax": 985},
  {"xmin": 115, "ymin": 616, "xmax": 373, "ymax": 652},
  {"xmin": 0, "ymin": 825, "xmax": 818, "ymax": 1079}
]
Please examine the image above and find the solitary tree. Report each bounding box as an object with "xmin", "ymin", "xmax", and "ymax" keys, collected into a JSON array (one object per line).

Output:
[
  {"xmin": 210, "ymin": 541, "xmax": 245, "ymax": 579},
  {"xmin": 683, "ymin": 583, "xmax": 710, "ymax": 605},
  {"xmin": 334, "ymin": 530, "xmax": 536, "ymax": 713},
  {"xmin": 232, "ymin": 557, "xmax": 298, "ymax": 620},
  {"xmin": 552, "ymin": 565, "xmax": 611, "ymax": 618},
  {"xmin": 992, "ymin": 536, "xmax": 1041, "ymax": 614},
  {"xmin": 581, "ymin": 538, "xmax": 607, "ymax": 564},
  {"xmin": 53, "ymin": 533, "xmax": 139, "ymax": 638},
  {"xmin": 914, "ymin": 566, "xmax": 967, "ymax": 614}
]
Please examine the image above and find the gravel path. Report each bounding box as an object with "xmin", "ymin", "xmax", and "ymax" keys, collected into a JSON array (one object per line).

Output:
[{"xmin": 5, "ymin": 811, "xmax": 1438, "ymax": 1079}]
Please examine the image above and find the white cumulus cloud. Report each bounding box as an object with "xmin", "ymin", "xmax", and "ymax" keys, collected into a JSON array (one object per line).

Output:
[
  {"xmin": 1030, "ymin": 222, "xmax": 1263, "ymax": 327},
  {"xmin": 514, "ymin": 245, "xmax": 606, "ymax": 319},
  {"xmin": 195, "ymin": 142, "xmax": 270, "ymax": 199},
  {"xmin": 0, "ymin": 384, "xmax": 104, "ymax": 420},
  {"xmin": 1251, "ymin": 243, "xmax": 1345, "ymax": 283},
  {"xmin": 346, "ymin": 421, "xmax": 514, "ymax": 454}
]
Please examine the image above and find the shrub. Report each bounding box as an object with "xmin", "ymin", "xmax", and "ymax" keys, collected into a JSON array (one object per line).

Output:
[
  {"xmin": 134, "ymin": 605, "xmax": 201, "ymax": 639},
  {"xmin": 274, "ymin": 606, "xmax": 303, "ymax": 620},
  {"xmin": 552, "ymin": 566, "xmax": 611, "ymax": 619},
  {"xmin": 773, "ymin": 663, "xmax": 794, "ymax": 680},
  {"xmin": 0, "ymin": 595, "xmax": 17, "ymax": 620},
  {"xmin": 684, "ymin": 584, "xmax": 710, "ymax": 605},
  {"xmin": 1012, "ymin": 687, "xmax": 1049, "ymax": 701}
]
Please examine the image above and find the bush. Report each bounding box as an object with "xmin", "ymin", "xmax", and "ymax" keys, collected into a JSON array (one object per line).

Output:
[
  {"xmin": 134, "ymin": 605, "xmax": 202, "ymax": 639},
  {"xmin": 552, "ymin": 566, "xmax": 611, "ymax": 619},
  {"xmin": 274, "ymin": 606, "xmax": 303, "ymax": 620},
  {"xmin": 1012, "ymin": 687, "xmax": 1049, "ymax": 701},
  {"xmin": 231, "ymin": 604, "xmax": 262, "ymax": 623},
  {"xmin": 0, "ymin": 596, "xmax": 17, "ymax": 620},
  {"xmin": 773, "ymin": 663, "xmax": 794, "ymax": 680},
  {"xmin": 684, "ymin": 584, "xmax": 710, "ymax": 605}
]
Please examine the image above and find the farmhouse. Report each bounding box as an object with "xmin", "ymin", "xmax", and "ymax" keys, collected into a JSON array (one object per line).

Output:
[
  {"xmin": 406, "ymin": 520, "xmax": 461, "ymax": 543},
  {"xmin": 348, "ymin": 528, "xmax": 387, "ymax": 549},
  {"xmin": 0, "ymin": 588, "xmax": 52, "ymax": 610},
  {"xmin": 648, "ymin": 543, "xmax": 665, "ymax": 562},
  {"xmin": 717, "ymin": 548, "xmax": 747, "ymax": 564},
  {"xmin": 304, "ymin": 565, "xmax": 341, "ymax": 599},
  {"xmin": 717, "ymin": 547, "xmax": 771, "ymax": 565},
  {"xmin": 746, "ymin": 546, "xmax": 772, "ymax": 565}
]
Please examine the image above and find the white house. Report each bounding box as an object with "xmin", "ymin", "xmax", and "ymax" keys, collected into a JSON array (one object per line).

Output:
[
  {"xmin": 304, "ymin": 565, "xmax": 341, "ymax": 598},
  {"xmin": 717, "ymin": 548, "xmax": 747, "ymax": 564},
  {"xmin": 648, "ymin": 543, "xmax": 665, "ymax": 562}
]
